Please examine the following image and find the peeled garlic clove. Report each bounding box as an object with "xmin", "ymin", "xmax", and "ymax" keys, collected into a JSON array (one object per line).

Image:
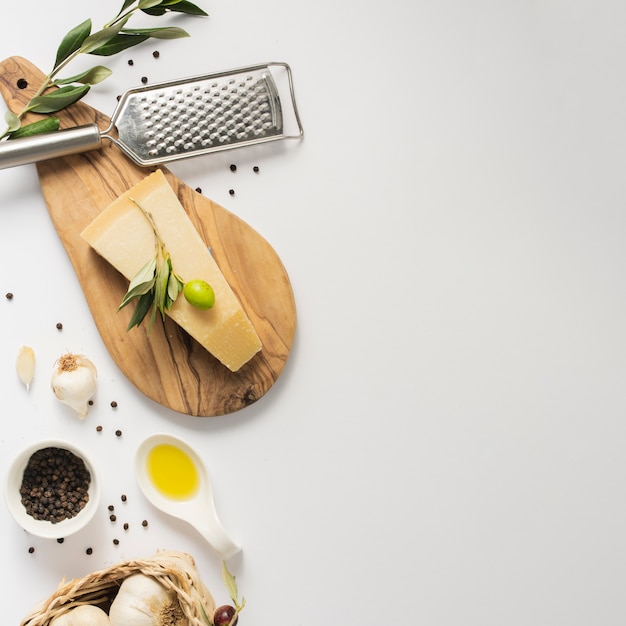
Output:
[
  {"xmin": 16, "ymin": 346, "xmax": 35, "ymax": 390},
  {"xmin": 51, "ymin": 353, "xmax": 97, "ymax": 419},
  {"xmin": 50, "ymin": 605, "xmax": 111, "ymax": 626}
]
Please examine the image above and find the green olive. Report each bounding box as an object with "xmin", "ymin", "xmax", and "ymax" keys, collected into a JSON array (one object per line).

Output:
[{"xmin": 183, "ymin": 279, "xmax": 215, "ymax": 310}]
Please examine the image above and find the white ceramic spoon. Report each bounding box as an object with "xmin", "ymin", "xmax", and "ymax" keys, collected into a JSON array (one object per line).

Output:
[{"xmin": 135, "ymin": 433, "xmax": 241, "ymax": 560}]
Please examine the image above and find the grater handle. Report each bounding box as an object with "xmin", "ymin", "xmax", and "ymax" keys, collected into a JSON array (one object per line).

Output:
[{"xmin": 0, "ymin": 124, "xmax": 102, "ymax": 169}]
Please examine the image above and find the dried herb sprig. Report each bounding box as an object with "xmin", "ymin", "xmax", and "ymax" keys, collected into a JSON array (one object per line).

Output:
[
  {"xmin": 1, "ymin": 0, "xmax": 207, "ymax": 140},
  {"xmin": 118, "ymin": 197, "xmax": 184, "ymax": 334}
]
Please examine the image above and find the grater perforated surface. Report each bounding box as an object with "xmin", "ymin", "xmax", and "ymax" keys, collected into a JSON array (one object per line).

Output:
[{"xmin": 111, "ymin": 67, "xmax": 284, "ymax": 165}]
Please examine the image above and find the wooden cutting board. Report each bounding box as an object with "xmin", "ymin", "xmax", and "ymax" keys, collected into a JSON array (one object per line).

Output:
[{"xmin": 0, "ymin": 56, "xmax": 297, "ymax": 417}]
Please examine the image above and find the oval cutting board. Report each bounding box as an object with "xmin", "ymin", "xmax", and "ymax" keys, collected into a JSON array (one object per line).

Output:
[{"xmin": 0, "ymin": 57, "xmax": 297, "ymax": 417}]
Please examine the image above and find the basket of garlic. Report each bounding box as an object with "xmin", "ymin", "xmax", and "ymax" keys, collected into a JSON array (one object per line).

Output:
[{"xmin": 20, "ymin": 551, "xmax": 217, "ymax": 626}]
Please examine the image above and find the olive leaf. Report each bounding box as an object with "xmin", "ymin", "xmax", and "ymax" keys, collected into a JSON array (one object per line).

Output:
[
  {"xmin": 4, "ymin": 110, "xmax": 20, "ymax": 133},
  {"xmin": 26, "ymin": 84, "xmax": 91, "ymax": 114},
  {"xmin": 54, "ymin": 19, "xmax": 92, "ymax": 68},
  {"xmin": 221, "ymin": 561, "xmax": 246, "ymax": 610},
  {"xmin": 88, "ymin": 33, "xmax": 150, "ymax": 56},
  {"xmin": 138, "ymin": 0, "xmax": 164, "ymax": 9},
  {"xmin": 143, "ymin": 0, "xmax": 208, "ymax": 16},
  {"xmin": 121, "ymin": 26, "xmax": 191, "ymax": 39},
  {"xmin": 118, "ymin": 256, "xmax": 157, "ymax": 310},
  {"xmin": 53, "ymin": 66, "xmax": 113, "ymax": 86},
  {"xmin": 79, "ymin": 17, "xmax": 131, "ymax": 54},
  {"xmin": 127, "ymin": 291, "xmax": 154, "ymax": 331},
  {"xmin": 8, "ymin": 117, "xmax": 60, "ymax": 139}
]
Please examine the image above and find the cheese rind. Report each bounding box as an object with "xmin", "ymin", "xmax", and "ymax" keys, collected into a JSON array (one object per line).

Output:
[{"xmin": 80, "ymin": 170, "xmax": 262, "ymax": 371}]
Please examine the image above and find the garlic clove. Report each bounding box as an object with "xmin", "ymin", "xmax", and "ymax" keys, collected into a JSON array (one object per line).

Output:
[
  {"xmin": 50, "ymin": 605, "xmax": 111, "ymax": 626},
  {"xmin": 16, "ymin": 346, "xmax": 35, "ymax": 390},
  {"xmin": 51, "ymin": 353, "xmax": 97, "ymax": 419}
]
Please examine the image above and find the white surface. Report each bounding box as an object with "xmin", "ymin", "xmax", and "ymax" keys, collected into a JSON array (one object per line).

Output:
[{"xmin": 1, "ymin": 1, "xmax": 626, "ymax": 624}]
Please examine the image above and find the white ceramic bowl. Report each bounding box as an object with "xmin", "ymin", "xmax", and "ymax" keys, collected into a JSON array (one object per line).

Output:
[{"xmin": 4, "ymin": 439, "xmax": 101, "ymax": 539}]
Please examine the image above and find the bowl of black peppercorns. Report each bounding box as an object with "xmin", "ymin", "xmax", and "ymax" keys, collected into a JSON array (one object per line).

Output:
[{"xmin": 4, "ymin": 440, "xmax": 101, "ymax": 538}]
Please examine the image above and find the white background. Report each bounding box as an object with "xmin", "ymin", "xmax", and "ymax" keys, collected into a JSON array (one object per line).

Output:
[{"xmin": 1, "ymin": 1, "xmax": 626, "ymax": 624}]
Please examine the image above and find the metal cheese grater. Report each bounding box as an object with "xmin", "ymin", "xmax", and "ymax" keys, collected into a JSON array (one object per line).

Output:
[{"xmin": 0, "ymin": 62, "xmax": 303, "ymax": 169}]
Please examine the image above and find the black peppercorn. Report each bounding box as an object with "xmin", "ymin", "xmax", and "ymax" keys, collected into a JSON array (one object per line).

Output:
[
  {"xmin": 253, "ymin": 165, "xmax": 259, "ymax": 173},
  {"xmin": 141, "ymin": 76, "xmax": 148, "ymax": 84},
  {"xmin": 113, "ymin": 538, "xmax": 120, "ymax": 545},
  {"xmin": 230, "ymin": 164, "xmax": 237, "ymax": 172},
  {"xmin": 5, "ymin": 292, "xmax": 13, "ymax": 300},
  {"xmin": 142, "ymin": 519, "xmax": 148, "ymax": 527},
  {"xmin": 115, "ymin": 430, "xmax": 122, "ymax": 437},
  {"xmin": 110, "ymin": 401, "xmax": 118, "ymax": 408},
  {"xmin": 228, "ymin": 189, "xmax": 235, "ymax": 196},
  {"xmin": 86, "ymin": 547, "xmax": 93, "ymax": 555},
  {"xmin": 28, "ymin": 546, "xmax": 35, "ymax": 554}
]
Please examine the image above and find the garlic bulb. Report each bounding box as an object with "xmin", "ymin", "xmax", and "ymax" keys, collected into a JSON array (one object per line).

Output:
[
  {"xmin": 109, "ymin": 573, "xmax": 185, "ymax": 626},
  {"xmin": 51, "ymin": 353, "xmax": 97, "ymax": 419},
  {"xmin": 16, "ymin": 345, "xmax": 35, "ymax": 390},
  {"xmin": 50, "ymin": 605, "xmax": 111, "ymax": 626}
]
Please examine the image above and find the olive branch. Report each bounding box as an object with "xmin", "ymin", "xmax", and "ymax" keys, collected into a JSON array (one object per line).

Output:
[{"xmin": 1, "ymin": 0, "xmax": 207, "ymax": 140}]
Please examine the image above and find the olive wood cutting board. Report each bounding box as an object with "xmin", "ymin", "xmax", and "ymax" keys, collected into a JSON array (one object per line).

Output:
[{"xmin": 0, "ymin": 56, "xmax": 296, "ymax": 417}]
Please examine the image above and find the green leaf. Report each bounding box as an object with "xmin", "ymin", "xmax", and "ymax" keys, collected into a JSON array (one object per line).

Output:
[
  {"xmin": 118, "ymin": 256, "xmax": 157, "ymax": 309},
  {"xmin": 221, "ymin": 561, "xmax": 239, "ymax": 606},
  {"xmin": 143, "ymin": 0, "xmax": 208, "ymax": 16},
  {"xmin": 154, "ymin": 256, "xmax": 171, "ymax": 317},
  {"xmin": 4, "ymin": 110, "xmax": 21, "ymax": 133},
  {"xmin": 138, "ymin": 0, "xmax": 163, "ymax": 8},
  {"xmin": 79, "ymin": 16, "xmax": 130, "ymax": 54},
  {"xmin": 8, "ymin": 117, "xmax": 60, "ymax": 139},
  {"xmin": 166, "ymin": 272, "xmax": 184, "ymax": 307},
  {"xmin": 53, "ymin": 65, "xmax": 113, "ymax": 86},
  {"xmin": 26, "ymin": 84, "xmax": 91, "ymax": 114},
  {"xmin": 54, "ymin": 19, "xmax": 92, "ymax": 68},
  {"xmin": 122, "ymin": 26, "xmax": 190, "ymax": 39},
  {"xmin": 88, "ymin": 33, "xmax": 150, "ymax": 56},
  {"xmin": 126, "ymin": 290, "xmax": 154, "ymax": 331}
]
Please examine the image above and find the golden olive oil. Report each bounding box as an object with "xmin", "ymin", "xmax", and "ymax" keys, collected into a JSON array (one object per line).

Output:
[{"xmin": 147, "ymin": 443, "xmax": 199, "ymax": 500}]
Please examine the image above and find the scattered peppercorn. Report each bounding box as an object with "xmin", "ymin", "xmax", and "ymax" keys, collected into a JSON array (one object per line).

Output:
[
  {"xmin": 141, "ymin": 76, "xmax": 148, "ymax": 84},
  {"xmin": 5, "ymin": 292, "xmax": 14, "ymax": 300},
  {"xmin": 20, "ymin": 447, "xmax": 91, "ymax": 523},
  {"xmin": 108, "ymin": 505, "xmax": 114, "ymax": 511},
  {"xmin": 228, "ymin": 189, "xmax": 235, "ymax": 196},
  {"xmin": 89, "ymin": 400, "xmax": 94, "ymax": 406},
  {"xmin": 115, "ymin": 430, "xmax": 122, "ymax": 437},
  {"xmin": 113, "ymin": 538, "xmax": 120, "ymax": 545},
  {"xmin": 110, "ymin": 401, "xmax": 118, "ymax": 408},
  {"xmin": 128, "ymin": 59, "xmax": 134, "ymax": 66},
  {"xmin": 57, "ymin": 538, "xmax": 64, "ymax": 544},
  {"xmin": 253, "ymin": 165, "xmax": 259, "ymax": 173},
  {"xmin": 230, "ymin": 164, "xmax": 237, "ymax": 172},
  {"xmin": 56, "ymin": 322, "xmax": 63, "ymax": 330},
  {"xmin": 195, "ymin": 187, "xmax": 202, "ymax": 194},
  {"xmin": 142, "ymin": 520, "xmax": 148, "ymax": 527},
  {"xmin": 86, "ymin": 547, "xmax": 93, "ymax": 555},
  {"xmin": 17, "ymin": 78, "xmax": 28, "ymax": 89},
  {"xmin": 121, "ymin": 494, "xmax": 127, "ymax": 502},
  {"xmin": 123, "ymin": 522, "xmax": 129, "ymax": 531},
  {"xmin": 28, "ymin": 546, "xmax": 35, "ymax": 554},
  {"xmin": 96, "ymin": 425, "xmax": 103, "ymax": 432},
  {"xmin": 110, "ymin": 514, "xmax": 117, "ymax": 522},
  {"xmin": 153, "ymin": 50, "xmax": 160, "ymax": 58}
]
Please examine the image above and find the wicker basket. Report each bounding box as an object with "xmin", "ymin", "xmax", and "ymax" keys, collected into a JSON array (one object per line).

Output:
[{"xmin": 21, "ymin": 550, "xmax": 216, "ymax": 626}]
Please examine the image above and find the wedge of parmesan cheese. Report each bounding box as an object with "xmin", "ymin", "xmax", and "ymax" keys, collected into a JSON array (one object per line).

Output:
[{"xmin": 81, "ymin": 169, "xmax": 262, "ymax": 371}]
